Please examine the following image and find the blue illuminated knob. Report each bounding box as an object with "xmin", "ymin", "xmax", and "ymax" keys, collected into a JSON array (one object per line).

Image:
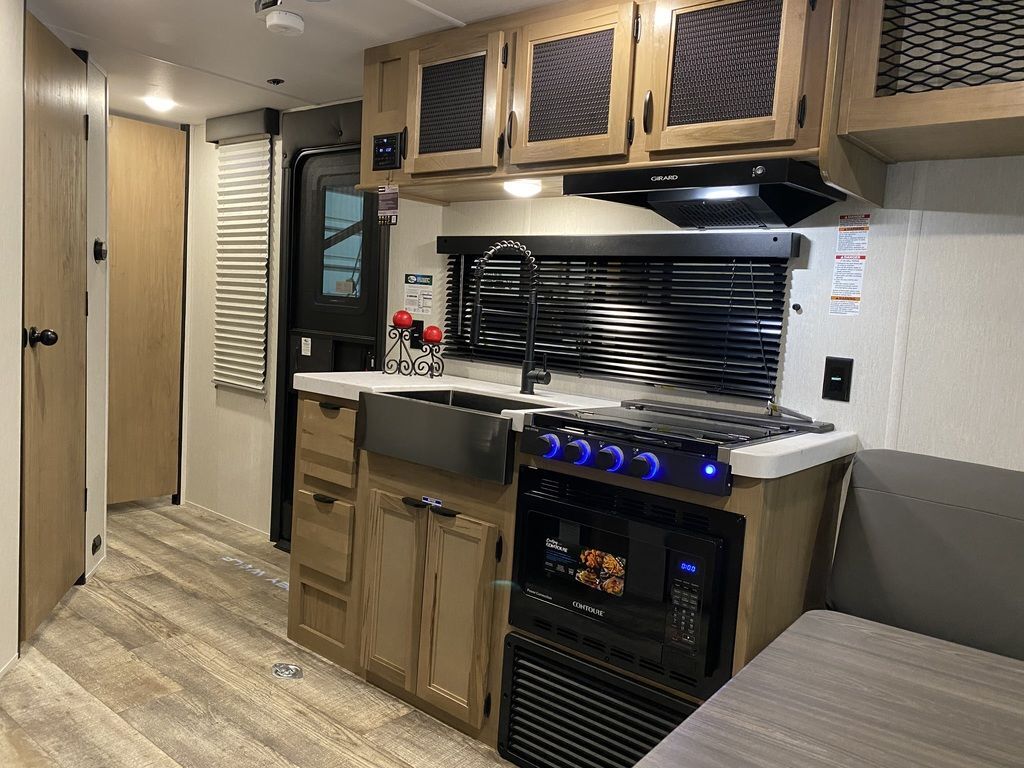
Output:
[
  {"xmin": 538, "ymin": 433, "xmax": 561, "ymax": 459},
  {"xmin": 595, "ymin": 445, "xmax": 626, "ymax": 472},
  {"xmin": 564, "ymin": 439, "xmax": 593, "ymax": 466},
  {"xmin": 629, "ymin": 452, "xmax": 661, "ymax": 480}
]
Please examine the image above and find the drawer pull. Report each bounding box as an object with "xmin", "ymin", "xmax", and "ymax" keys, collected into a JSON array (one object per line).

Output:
[
  {"xmin": 318, "ymin": 402, "xmax": 342, "ymax": 412},
  {"xmin": 402, "ymin": 497, "xmax": 429, "ymax": 509},
  {"xmin": 312, "ymin": 493, "xmax": 338, "ymax": 505}
]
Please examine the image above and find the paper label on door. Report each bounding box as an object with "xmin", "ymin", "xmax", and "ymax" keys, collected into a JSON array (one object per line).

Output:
[
  {"xmin": 404, "ymin": 273, "xmax": 433, "ymax": 315},
  {"xmin": 378, "ymin": 184, "xmax": 399, "ymax": 226},
  {"xmin": 300, "ymin": 337, "xmax": 311, "ymax": 357},
  {"xmin": 830, "ymin": 214, "xmax": 870, "ymax": 316}
]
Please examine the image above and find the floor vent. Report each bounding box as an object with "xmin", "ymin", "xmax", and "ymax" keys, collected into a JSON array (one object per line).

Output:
[{"xmin": 499, "ymin": 634, "xmax": 696, "ymax": 768}]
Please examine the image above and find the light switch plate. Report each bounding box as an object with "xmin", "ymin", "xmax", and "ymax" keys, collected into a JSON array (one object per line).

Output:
[{"xmin": 822, "ymin": 357, "xmax": 854, "ymax": 402}]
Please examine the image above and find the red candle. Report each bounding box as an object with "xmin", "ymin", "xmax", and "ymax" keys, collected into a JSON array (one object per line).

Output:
[
  {"xmin": 392, "ymin": 310, "xmax": 413, "ymax": 329},
  {"xmin": 423, "ymin": 325, "xmax": 443, "ymax": 344}
]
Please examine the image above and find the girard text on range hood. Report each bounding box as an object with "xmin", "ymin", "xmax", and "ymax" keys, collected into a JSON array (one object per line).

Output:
[{"xmin": 562, "ymin": 159, "xmax": 846, "ymax": 230}]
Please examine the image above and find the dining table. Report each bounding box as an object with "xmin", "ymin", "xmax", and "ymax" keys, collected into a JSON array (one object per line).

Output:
[{"xmin": 636, "ymin": 610, "xmax": 1024, "ymax": 768}]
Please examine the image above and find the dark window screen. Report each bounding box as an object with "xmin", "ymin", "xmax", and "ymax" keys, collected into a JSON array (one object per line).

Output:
[
  {"xmin": 875, "ymin": 1, "xmax": 1024, "ymax": 96},
  {"xmin": 667, "ymin": 0, "xmax": 783, "ymax": 126},
  {"xmin": 444, "ymin": 241, "xmax": 792, "ymax": 400},
  {"xmin": 528, "ymin": 29, "xmax": 614, "ymax": 143},
  {"xmin": 419, "ymin": 54, "xmax": 487, "ymax": 154}
]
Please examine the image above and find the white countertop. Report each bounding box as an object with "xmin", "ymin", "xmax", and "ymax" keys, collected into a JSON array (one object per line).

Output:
[{"xmin": 294, "ymin": 371, "xmax": 857, "ymax": 479}]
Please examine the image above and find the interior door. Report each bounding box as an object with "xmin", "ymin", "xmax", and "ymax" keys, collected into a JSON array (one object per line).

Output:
[
  {"xmin": 509, "ymin": 3, "xmax": 637, "ymax": 165},
  {"xmin": 107, "ymin": 116, "xmax": 187, "ymax": 504},
  {"xmin": 21, "ymin": 14, "xmax": 87, "ymax": 641},
  {"xmin": 644, "ymin": 0, "xmax": 809, "ymax": 152}
]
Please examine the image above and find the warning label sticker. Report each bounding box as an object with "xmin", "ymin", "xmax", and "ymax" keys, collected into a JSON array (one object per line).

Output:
[{"xmin": 830, "ymin": 214, "xmax": 870, "ymax": 316}]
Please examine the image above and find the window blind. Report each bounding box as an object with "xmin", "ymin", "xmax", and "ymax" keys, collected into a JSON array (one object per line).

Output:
[
  {"xmin": 441, "ymin": 234, "xmax": 797, "ymax": 400},
  {"xmin": 214, "ymin": 138, "xmax": 273, "ymax": 393}
]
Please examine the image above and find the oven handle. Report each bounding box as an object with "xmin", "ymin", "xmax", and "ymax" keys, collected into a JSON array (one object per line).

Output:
[{"xmin": 402, "ymin": 496, "xmax": 458, "ymax": 518}]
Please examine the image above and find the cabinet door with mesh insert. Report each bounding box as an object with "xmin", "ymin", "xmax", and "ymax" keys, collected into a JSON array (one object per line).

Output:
[
  {"xmin": 644, "ymin": 0, "xmax": 809, "ymax": 152},
  {"xmin": 406, "ymin": 31, "xmax": 505, "ymax": 175},
  {"xmin": 509, "ymin": 3, "xmax": 637, "ymax": 165}
]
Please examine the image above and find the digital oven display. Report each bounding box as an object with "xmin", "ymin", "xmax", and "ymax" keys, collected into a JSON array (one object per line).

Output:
[{"xmin": 543, "ymin": 537, "xmax": 626, "ymax": 597}]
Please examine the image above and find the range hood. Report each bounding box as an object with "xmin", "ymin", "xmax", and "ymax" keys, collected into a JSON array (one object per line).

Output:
[{"xmin": 562, "ymin": 159, "xmax": 845, "ymax": 229}]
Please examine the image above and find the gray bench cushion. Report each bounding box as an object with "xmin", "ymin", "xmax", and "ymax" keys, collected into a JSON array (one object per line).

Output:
[{"xmin": 828, "ymin": 449, "xmax": 1024, "ymax": 661}]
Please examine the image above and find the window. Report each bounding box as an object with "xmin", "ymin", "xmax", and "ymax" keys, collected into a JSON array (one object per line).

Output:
[
  {"xmin": 321, "ymin": 181, "xmax": 364, "ymax": 300},
  {"xmin": 441, "ymin": 234, "xmax": 797, "ymax": 400}
]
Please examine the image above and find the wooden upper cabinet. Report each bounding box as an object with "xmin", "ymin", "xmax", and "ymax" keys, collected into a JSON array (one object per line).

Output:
[
  {"xmin": 840, "ymin": 0, "xmax": 1024, "ymax": 161},
  {"xmin": 508, "ymin": 2, "xmax": 637, "ymax": 165},
  {"xmin": 360, "ymin": 489, "xmax": 428, "ymax": 692},
  {"xmin": 416, "ymin": 512, "xmax": 497, "ymax": 728},
  {"xmin": 406, "ymin": 31, "xmax": 506, "ymax": 175},
  {"xmin": 643, "ymin": 0, "xmax": 809, "ymax": 153}
]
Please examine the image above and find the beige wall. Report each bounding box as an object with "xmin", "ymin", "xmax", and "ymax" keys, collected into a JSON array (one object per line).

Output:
[
  {"xmin": 390, "ymin": 157, "xmax": 1024, "ymax": 472},
  {"xmin": 0, "ymin": 0, "xmax": 24, "ymax": 675},
  {"xmin": 181, "ymin": 124, "xmax": 282, "ymax": 534}
]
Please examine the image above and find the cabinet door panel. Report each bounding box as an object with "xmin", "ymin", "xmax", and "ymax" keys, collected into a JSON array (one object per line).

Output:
[
  {"xmin": 510, "ymin": 3, "xmax": 636, "ymax": 165},
  {"xmin": 361, "ymin": 490, "xmax": 427, "ymax": 691},
  {"xmin": 416, "ymin": 512, "xmax": 497, "ymax": 728},
  {"xmin": 406, "ymin": 31, "xmax": 504, "ymax": 175},
  {"xmin": 646, "ymin": 0, "xmax": 808, "ymax": 152}
]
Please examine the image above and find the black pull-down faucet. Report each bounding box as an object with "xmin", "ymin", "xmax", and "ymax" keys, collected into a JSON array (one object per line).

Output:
[{"xmin": 469, "ymin": 239, "xmax": 551, "ymax": 396}]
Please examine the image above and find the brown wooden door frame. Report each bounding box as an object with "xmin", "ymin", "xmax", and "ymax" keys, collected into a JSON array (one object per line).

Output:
[{"xmin": 21, "ymin": 14, "xmax": 88, "ymax": 642}]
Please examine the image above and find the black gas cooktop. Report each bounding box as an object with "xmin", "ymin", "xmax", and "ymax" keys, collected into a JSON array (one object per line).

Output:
[{"xmin": 521, "ymin": 400, "xmax": 833, "ymax": 495}]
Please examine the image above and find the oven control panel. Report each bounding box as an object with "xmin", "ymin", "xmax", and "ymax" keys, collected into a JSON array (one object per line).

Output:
[{"xmin": 521, "ymin": 427, "xmax": 733, "ymax": 496}]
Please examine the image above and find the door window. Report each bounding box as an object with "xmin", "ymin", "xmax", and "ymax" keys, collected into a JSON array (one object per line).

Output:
[{"xmin": 319, "ymin": 177, "xmax": 364, "ymax": 302}]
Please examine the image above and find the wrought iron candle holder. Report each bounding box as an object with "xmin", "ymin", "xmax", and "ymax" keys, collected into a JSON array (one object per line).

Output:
[{"xmin": 383, "ymin": 324, "xmax": 445, "ymax": 378}]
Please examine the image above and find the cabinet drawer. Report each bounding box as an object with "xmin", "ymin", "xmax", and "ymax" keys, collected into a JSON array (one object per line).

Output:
[
  {"xmin": 292, "ymin": 489, "xmax": 355, "ymax": 582},
  {"xmin": 299, "ymin": 399, "xmax": 357, "ymax": 488}
]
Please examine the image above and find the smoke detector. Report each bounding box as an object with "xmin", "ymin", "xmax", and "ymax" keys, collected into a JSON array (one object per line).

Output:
[{"xmin": 265, "ymin": 9, "xmax": 304, "ymax": 36}]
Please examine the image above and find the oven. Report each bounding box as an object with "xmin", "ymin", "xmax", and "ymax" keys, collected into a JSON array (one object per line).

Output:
[{"xmin": 509, "ymin": 466, "xmax": 745, "ymax": 699}]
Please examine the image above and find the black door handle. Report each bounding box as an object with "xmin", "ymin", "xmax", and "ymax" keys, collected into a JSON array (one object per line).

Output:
[
  {"xmin": 429, "ymin": 506, "xmax": 458, "ymax": 518},
  {"xmin": 318, "ymin": 402, "xmax": 342, "ymax": 412},
  {"xmin": 26, "ymin": 327, "xmax": 59, "ymax": 348},
  {"xmin": 312, "ymin": 493, "xmax": 338, "ymax": 505},
  {"xmin": 643, "ymin": 90, "xmax": 653, "ymax": 134},
  {"xmin": 402, "ymin": 496, "xmax": 458, "ymax": 517},
  {"xmin": 402, "ymin": 497, "xmax": 429, "ymax": 509}
]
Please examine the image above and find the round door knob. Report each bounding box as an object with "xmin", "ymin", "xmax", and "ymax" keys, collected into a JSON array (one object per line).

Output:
[
  {"xmin": 27, "ymin": 327, "xmax": 59, "ymax": 348},
  {"xmin": 564, "ymin": 439, "xmax": 592, "ymax": 466},
  {"xmin": 595, "ymin": 445, "xmax": 626, "ymax": 472},
  {"xmin": 629, "ymin": 452, "xmax": 661, "ymax": 480},
  {"xmin": 538, "ymin": 433, "xmax": 561, "ymax": 459}
]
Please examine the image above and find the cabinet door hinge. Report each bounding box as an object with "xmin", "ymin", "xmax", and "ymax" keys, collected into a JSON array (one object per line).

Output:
[
  {"xmin": 84, "ymin": 487, "xmax": 88, "ymax": 512},
  {"xmin": 809, "ymin": 0, "xmax": 817, "ymax": 10},
  {"xmin": 797, "ymin": 94, "xmax": 807, "ymax": 128},
  {"xmin": 84, "ymin": 113, "xmax": 89, "ymax": 141},
  {"xmin": 85, "ymin": 290, "xmax": 89, "ymax": 317},
  {"xmin": 626, "ymin": 116, "xmax": 635, "ymax": 146},
  {"xmin": 495, "ymin": 535, "xmax": 503, "ymax": 563},
  {"xmin": 483, "ymin": 693, "xmax": 492, "ymax": 718},
  {"xmin": 501, "ymin": 42, "xmax": 509, "ymax": 68},
  {"xmin": 633, "ymin": 13, "xmax": 642, "ymax": 44}
]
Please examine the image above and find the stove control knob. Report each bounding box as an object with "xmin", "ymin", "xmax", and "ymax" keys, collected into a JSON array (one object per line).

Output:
[
  {"xmin": 595, "ymin": 445, "xmax": 626, "ymax": 472},
  {"xmin": 538, "ymin": 433, "xmax": 561, "ymax": 460},
  {"xmin": 629, "ymin": 452, "xmax": 661, "ymax": 481},
  {"xmin": 564, "ymin": 439, "xmax": 593, "ymax": 466}
]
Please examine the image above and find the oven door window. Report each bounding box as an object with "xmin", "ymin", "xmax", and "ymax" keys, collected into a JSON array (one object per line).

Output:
[{"xmin": 521, "ymin": 509, "xmax": 671, "ymax": 642}]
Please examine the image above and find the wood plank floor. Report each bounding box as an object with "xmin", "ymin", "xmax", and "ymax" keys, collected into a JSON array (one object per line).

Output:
[{"xmin": 0, "ymin": 500, "xmax": 510, "ymax": 768}]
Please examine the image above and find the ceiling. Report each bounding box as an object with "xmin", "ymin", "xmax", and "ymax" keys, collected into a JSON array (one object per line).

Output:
[{"xmin": 27, "ymin": 0, "xmax": 555, "ymax": 125}]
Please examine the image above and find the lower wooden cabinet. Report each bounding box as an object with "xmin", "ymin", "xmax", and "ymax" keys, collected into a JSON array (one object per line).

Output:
[{"xmin": 361, "ymin": 489, "xmax": 499, "ymax": 729}]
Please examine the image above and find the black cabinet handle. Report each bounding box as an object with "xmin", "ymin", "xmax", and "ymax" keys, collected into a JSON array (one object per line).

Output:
[
  {"xmin": 642, "ymin": 90, "xmax": 653, "ymax": 134},
  {"xmin": 506, "ymin": 111, "xmax": 515, "ymax": 148},
  {"xmin": 400, "ymin": 126, "xmax": 408, "ymax": 159},
  {"xmin": 313, "ymin": 493, "xmax": 338, "ymax": 505},
  {"xmin": 402, "ymin": 497, "xmax": 429, "ymax": 509},
  {"xmin": 318, "ymin": 402, "xmax": 342, "ymax": 412},
  {"xmin": 402, "ymin": 496, "xmax": 458, "ymax": 517},
  {"xmin": 430, "ymin": 505, "xmax": 458, "ymax": 518}
]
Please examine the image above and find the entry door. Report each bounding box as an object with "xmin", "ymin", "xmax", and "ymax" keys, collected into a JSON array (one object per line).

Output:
[
  {"xmin": 107, "ymin": 116, "xmax": 187, "ymax": 504},
  {"xmin": 22, "ymin": 15, "xmax": 87, "ymax": 641}
]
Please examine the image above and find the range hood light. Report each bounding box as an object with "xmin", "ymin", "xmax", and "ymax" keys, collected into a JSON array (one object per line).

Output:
[
  {"xmin": 504, "ymin": 179, "xmax": 543, "ymax": 198},
  {"xmin": 701, "ymin": 186, "xmax": 749, "ymax": 201}
]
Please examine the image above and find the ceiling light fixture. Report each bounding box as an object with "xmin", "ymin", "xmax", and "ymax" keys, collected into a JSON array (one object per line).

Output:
[
  {"xmin": 266, "ymin": 9, "xmax": 305, "ymax": 35},
  {"xmin": 143, "ymin": 95, "xmax": 176, "ymax": 113},
  {"xmin": 503, "ymin": 179, "xmax": 543, "ymax": 198}
]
